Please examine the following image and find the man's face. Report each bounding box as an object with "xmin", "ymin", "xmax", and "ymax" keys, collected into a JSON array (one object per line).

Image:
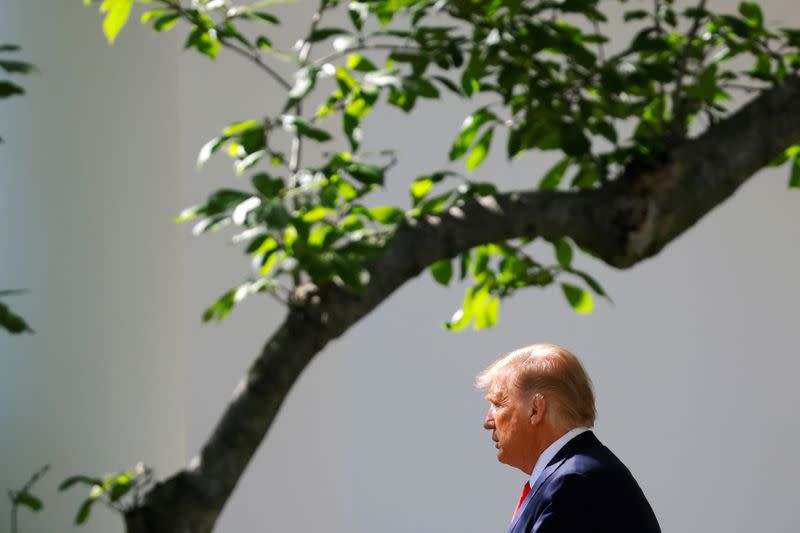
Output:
[{"xmin": 483, "ymin": 370, "xmax": 539, "ymax": 474}]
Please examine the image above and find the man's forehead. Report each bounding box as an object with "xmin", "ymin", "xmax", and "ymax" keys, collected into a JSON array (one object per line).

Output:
[{"xmin": 485, "ymin": 368, "xmax": 514, "ymax": 397}]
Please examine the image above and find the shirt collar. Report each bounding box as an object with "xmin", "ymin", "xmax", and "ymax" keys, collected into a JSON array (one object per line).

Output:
[{"xmin": 528, "ymin": 427, "xmax": 591, "ymax": 489}]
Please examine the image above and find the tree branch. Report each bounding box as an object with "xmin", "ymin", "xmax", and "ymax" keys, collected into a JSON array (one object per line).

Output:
[
  {"xmin": 125, "ymin": 76, "xmax": 800, "ymax": 532},
  {"xmin": 219, "ymin": 41, "xmax": 292, "ymax": 92},
  {"xmin": 669, "ymin": 0, "xmax": 708, "ymax": 140},
  {"xmin": 163, "ymin": 0, "xmax": 292, "ymax": 92}
]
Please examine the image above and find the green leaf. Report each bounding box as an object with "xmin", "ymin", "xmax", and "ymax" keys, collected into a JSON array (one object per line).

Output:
[
  {"xmin": 0, "ymin": 300, "xmax": 32, "ymax": 334},
  {"xmin": 752, "ymin": 54, "xmax": 771, "ymax": 80},
  {"xmin": 571, "ymin": 161, "xmax": 598, "ymax": 189},
  {"xmin": 59, "ymin": 476, "xmax": 104, "ymax": 491},
  {"xmin": 554, "ymin": 238, "xmax": 573, "ymax": 268},
  {"xmin": 153, "ymin": 13, "xmax": 180, "ymax": 32},
  {"xmin": 223, "ymin": 120, "xmax": 259, "ymax": 136},
  {"xmin": 75, "ymin": 499, "xmax": 94, "ymax": 525},
  {"xmin": 415, "ymin": 190, "xmax": 455, "ymax": 215},
  {"xmin": 506, "ymin": 128, "xmax": 524, "ymax": 159},
  {"xmin": 449, "ymin": 108, "xmax": 495, "ymax": 161},
  {"xmin": 469, "ymin": 285, "xmax": 496, "ymax": 330},
  {"xmin": 594, "ymin": 121, "xmax": 617, "ymax": 144},
  {"xmin": 13, "ymin": 491, "xmax": 43, "ymax": 512},
  {"xmin": 284, "ymin": 67, "xmax": 320, "ymax": 111},
  {"xmin": 738, "ymin": 2, "xmax": 763, "ymax": 27},
  {"xmin": 769, "ymin": 144, "xmax": 800, "ymax": 167},
  {"xmin": 185, "ymin": 27, "xmax": 220, "ymax": 59},
  {"xmin": 174, "ymin": 204, "xmax": 204, "ymax": 223},
  {"xmin": 343, "ymin": 112, "xmax": 361, "ymax": 150},
  {"xmin": 474, "ymin": 296, "xmax": 500, "ymax": 330},
  {"xmin": 346, "ymin": 54, "xmax": 378, "ymax": 72},
  {"xmin": 444, "ymin": 285, "xmax": 486, "ymax": 332},
  {"xmin": 99, "ymin": 0, "xmax": 134, "ymax": 44},
  {"xmin": 561, "ymin": 124, "xmax": 591, "ymax": 157},
  {"xmin": 205, "ymin": 189, "xmax": 251, "ymax": 215},
  {"xmin": 140, "ymin": 8, "xmax": 169, "ymax": 24},
  {"xmin": 309, "ymin": 27, "xmax": 350, "ymax": 42},
  {"xmin": 302, "ymin": 206, "xmax": 333, "ymax": 223},
  {"xmin": 235, "ymin": 150, "xmax": 264, "ymax": 175},
  {"xmin": 252, "ymin": 173, "xmax": 284, "ymax": 197},
  {"xmin": 197, "ymin": 135, "xmax": 229, "ymax": 168},
  {"xmin": 0, "ymin": 289, "xmax": 26, "ymax": 297},
  {"xmin": 431, "ymin": 75, "xmax": 462, "ymax": 96},
  {"xmin": 443, "ymin": 307, "xmax": 470, "ymax": 331},
  {"xmin": 790, "ymin": 154, "xmax": 800, "ymax": 188},
  {"xmin": 560, "ymin": 283, "xmax": 594, "ymax": 314},
  {"xmin": 403, "ymin": 77, "xmax": 440, "ymax": 99},
  {"xmin": 107, "ymin": 474, "xmax": 133, "ymax": 502},
  {"xmin": 430, "ymin": 259, "xmax": 453, "ymax": 286},
  {"xmin": 203, "ymin": 289, "xmax": 236, "ymax": 322},
  {"xmin": 465, "ymin": 127, "xmax": 494, "ymax": 172},
  {"xmin": 0, "ymin": 80, "xmax": 25, "ymax": 98},
  {"xmin": 539, "ymin": 158, "xmax": 572, "ymax": 190},
  {"xmin": 368, "ymin": 206, "xmax": 404, "ymax": 224},
  {"xmin": 348, "ymin": 2, "xmax": 368, "ymax": 29},
  {"xmin": 239, "ymin": 11, "xmax": 280, "ymax": 25},
  {"xmin": 279, "ymin": 116, "xmax": 332, "ymax": 142},
  {"xmin": 410, "ymin": 177, "xmax": 434, "ymax": 205},
  {"xmin": 623, "ymin": 10, "xmax": 649, "ymax": 22},
  {"xmin": 256, "ymin": 36, "xmax": 272, "ymax": 49},
  {"xmin": 0, "ymin": 60, "xmax": 35, "ymax": 74},
  {"xmin": 329, "ymin": 254, "xmax": 368, "ymax": 292},
  {"xmin": 569, "ymin": 269, "xmax": 610, "ymax": 300},
  {"xmin": 460, "ymin": 66, "xmax": 479, "ymax": 96},
  {"xmin": 335, "ymin": 179, "xmax": 359, "ymax": 201},
  {"xmin": 693, "ymin": 64, "xmax": 719, "ymax": 101},
  {"xmin": 346, "ymin": 163, "xmax": 384, "ymax": 185}
]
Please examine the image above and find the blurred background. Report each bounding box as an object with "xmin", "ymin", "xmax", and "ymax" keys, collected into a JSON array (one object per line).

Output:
[{"xmin": 1, "ymin": 0, "xmax": 798, "ymax": 531}]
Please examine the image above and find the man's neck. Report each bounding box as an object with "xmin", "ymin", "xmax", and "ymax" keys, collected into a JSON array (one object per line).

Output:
[
  {"xmin": 526, "ymin": 427, "xmax": 590, "ymax": 482},
  {"xmin": 522, "ymin": 426, "xmax": 566, "ymax": 475}
]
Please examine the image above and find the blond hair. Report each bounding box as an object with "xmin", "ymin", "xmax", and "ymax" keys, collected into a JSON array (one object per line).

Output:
[{"xmin": 476, "ymin": 343, "xmax": 596, "ymax": 431}]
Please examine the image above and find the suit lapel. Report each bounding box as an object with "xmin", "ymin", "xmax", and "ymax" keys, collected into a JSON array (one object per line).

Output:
[
  {"xmin": 507, "ymin": 432, "xmax": 600, "ymax": 533},
  {"xmin": 507, "ymin": 456, "xmax": 568, "ymax": 532},
  {"xmin": 529, "ymin": 455, "xmax": 568, "ymax": 499}
]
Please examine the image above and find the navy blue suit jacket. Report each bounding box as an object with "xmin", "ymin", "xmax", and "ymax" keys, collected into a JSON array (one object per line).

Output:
[{"xmin": 508, "ymin": 431, "xmax": 661, "ymax": 533}]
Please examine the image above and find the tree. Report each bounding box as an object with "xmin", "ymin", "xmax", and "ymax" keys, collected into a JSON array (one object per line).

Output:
[{"xmin": 70, "ymin": 0, "xmax": 800, "ymax": 531}]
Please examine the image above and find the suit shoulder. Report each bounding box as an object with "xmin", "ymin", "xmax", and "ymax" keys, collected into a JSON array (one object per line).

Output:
[
  {"xmin": 546, "ymin": 443, "xmax": 651, "ymax": 504},
  {"xmin": 533, "ymin": 449, "xmax": 661, "ymax": 532},
  {"xmin": 561, "ymin": 441, "xmax": 633, "ymax": 478}
]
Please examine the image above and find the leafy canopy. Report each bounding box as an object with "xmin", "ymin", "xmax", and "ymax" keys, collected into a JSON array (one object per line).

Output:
[{"xmin": 84, "ymin": 0, "xmax": 800, "ymax": 331}]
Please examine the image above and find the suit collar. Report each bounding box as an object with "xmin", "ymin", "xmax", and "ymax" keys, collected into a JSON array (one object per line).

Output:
[
  {"xmin": 548, "ymin": 429, "xmax": 599, "ymax": 465},
  {"xmin": 528, "ymin": 427, "xmax": 591, "ymax": 490}
]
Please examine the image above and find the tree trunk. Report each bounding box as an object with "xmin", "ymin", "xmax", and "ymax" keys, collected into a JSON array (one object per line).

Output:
[{"xmin": 123, "ymin": 76, "xmax": 800, "ymax": 532}]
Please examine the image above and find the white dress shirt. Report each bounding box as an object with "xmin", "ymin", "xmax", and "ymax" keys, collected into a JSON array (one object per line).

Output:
[{"xmin": 528, "ymin": 427, "xmax": 591, "ymax": 490}]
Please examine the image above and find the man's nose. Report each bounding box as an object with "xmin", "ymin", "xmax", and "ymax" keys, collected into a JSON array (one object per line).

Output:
[{"xmin": 483, "ymin": 411, "xmax": 495, "ymax": 430}]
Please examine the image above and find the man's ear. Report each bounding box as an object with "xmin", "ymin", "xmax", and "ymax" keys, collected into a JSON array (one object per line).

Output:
[{"xmin": 529, "ymin": 393, "xmax": 546, "ymax": 425}]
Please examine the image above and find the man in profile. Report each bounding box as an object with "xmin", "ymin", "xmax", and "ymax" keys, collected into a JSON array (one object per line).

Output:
[{"xmin": 478, "ymin": 343, "xmax": 661, "ymax": 532}]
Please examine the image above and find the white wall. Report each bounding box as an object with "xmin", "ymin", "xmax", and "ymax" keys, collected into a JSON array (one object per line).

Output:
[
  {"xmin": 0, "ymin": 2, "xmax": 186, "ymax": 531},
  {"xmin": 2, "ymin": 1, "xmax": 799, "ymax": 532}
]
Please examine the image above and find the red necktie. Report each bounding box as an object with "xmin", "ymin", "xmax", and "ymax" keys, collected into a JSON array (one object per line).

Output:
[{"xmin": 512, "ymin": 481, "xmax": 531, "ymax": 520}]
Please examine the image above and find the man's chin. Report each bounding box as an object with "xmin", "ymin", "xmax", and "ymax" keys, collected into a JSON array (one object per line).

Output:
[{"xmin": 496, "ymin": 450, "xmax": 508, "ymax": 464}]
